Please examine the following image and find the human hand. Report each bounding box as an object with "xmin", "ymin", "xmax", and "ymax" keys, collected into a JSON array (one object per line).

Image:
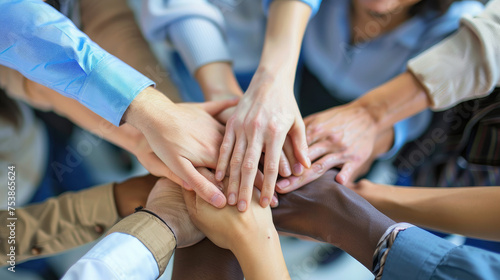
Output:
[
  {"xmin": 113, "ymin": 174, "xmax": 158, "ymax": 217},
  {"xmin": 124, "ymin": 87, "xmax": 238, "ymax": 208},
  {"xmin": 183, "ymin": 168, "xmax": 289, "ymax": 280},
  {"xmin": 145, "ymin": 178, "xmax": 204, "ymax": 248},
  {"xmin": 276, "ymin": 103, "xmax": 378, "ymax": 191},
  {"xmin": 183, "ymin": 173, "xmax": 274, "ymax": 251},
  {"xmin": 272, "ymin": 170, "xmax": 395, "ymax": 269},
  {"xmin": 215, "ymin": 70, "xmax": 310, "ymax": 211}
]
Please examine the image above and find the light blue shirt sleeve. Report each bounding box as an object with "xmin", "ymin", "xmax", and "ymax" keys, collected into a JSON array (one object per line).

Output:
[
  {"xmin": 0, "ymin": 0, "xmax": 154, "ymax": 126},
  {"xmin": 62, "ymin": 233, "xmax": 159, "ymax": 280},
  {"xmin": 382, "ymin": 227, "xmax": 500, "ymax": 279},
  {"xmin": 262, "ymin": 0, "xmax": 322, "ymax": 16}
]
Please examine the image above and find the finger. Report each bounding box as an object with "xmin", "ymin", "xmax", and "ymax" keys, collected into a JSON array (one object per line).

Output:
[
  {"xmin": 215, "ymin": 121, "xmax": 236, "ymax": 181},
  {"xmin": 259, "ymin": 134, "xmax": 286, "ymax": 208},
  {"xmin": 307, "ymin": 141, "xmax": 336, "ymax": 163},
  {"xmin": 200, "ymin": 99, "xmax": 239, "ymax": 116},
  {"xmin": 238, "ymin": 135, "xmax": 264, "ymax": 212},
  {"xmin": 177, "ymin": 158, "xmax": 226, "ymax": 208},
  {"xmin": 227, "ymin": 136, "xmax": 247, "ymax": 206},
  {"xmin": 197, "ymin": 167, "xmax": 224, "ymax": 191},
  {"xmin": 253, "ymin": 170, "xmax": 279, "ymax": 207},
  {"xmin": 289, "ymin": 119, "xmax": 311, "ymax": 169},
  {"xmin": 278, "ymin": 150, "xmax": 292, "ymax": 177},
  {"xmin": 336, "ymin": 160, "xmax": 361, "ymax": 185},
  {"xmin": 276, "ymin": 153, "xmax": 345, "ymax": 194},
  {"xmin": 283, "ymin": 137, "xmax": 301, "ymax": 176}
]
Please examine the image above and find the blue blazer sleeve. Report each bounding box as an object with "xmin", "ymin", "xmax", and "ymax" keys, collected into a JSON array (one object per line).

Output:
[
  {"xmin": 0, "ymin": 0, "xmax": 154, "ymax": 126},
  {"xmin": 383, "ymin": 227, "xmax": 500, "ymax": 279}
]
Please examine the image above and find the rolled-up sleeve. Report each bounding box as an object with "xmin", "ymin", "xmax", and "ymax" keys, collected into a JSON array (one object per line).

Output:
[
  {"xmin": 0, "ymin": 0, "xmax": 154, "ymax": 126},
  {"xmin": 408, "ymin": 0, "xmax": 500, "ymax": 111},
  {"xmin": 382, "ymin": 227, "xmax": 500, "ymax": 279},
  {"xmin": 262, "ymin": 0, "xmax": 322, "ymax": 16},
  {"xmin": 140, "ymin": 0, "xmax": 231, "ymax": 73}
]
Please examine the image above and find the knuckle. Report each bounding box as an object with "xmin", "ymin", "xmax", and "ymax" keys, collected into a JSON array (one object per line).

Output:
[
  {"xmin": 313, "ymin": 162, "xmax": 325, "ymax": 173},
  {"xmin": 242, "ymin": 160, "xmax": 255, "ymax": 172},
  {"xmin": 265, "ymin": 161, "xmax": 279, "ymax": 174},
  {"xmin": 268, "ymin": 121, "xmax": 283, "ymax": 136},
  {"xmin": 230, "ymin": 156, "xmax": 243, "ymax": 167},
  {"xmin": 220, "ymin": 142, "xmax": 232, "ymax": 154}
]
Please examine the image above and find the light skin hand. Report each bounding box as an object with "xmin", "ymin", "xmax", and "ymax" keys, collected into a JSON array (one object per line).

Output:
[
  {"xmin": 23, "ymin": 79, "xmax": 182, "ymax": 185},
  {"xmin": 195, "ymin": 62, "xmax": 295, "ymax": 201},
  {"xmin": 215, "ymin": 0, "xmax": 312, "ymax": 211},
  {"xmin": 145, "ymin": 178, "xmax": 204, "ymax": 248},
  {"xmin": 275, "ymin": 71, "xmax": 432, "ymax": 189},
  {"xmin": 276, "ymin": 125, "xmax": 395, "ymax": 193},
  {"xmin": 123, "ymin": 87, "xmax": 238, "ymax": 208},
  {"xmin": 195, "ymin": 62, "xmax": 243, "ymax": 124},
  {"xmin": 183, "ymin": 170, "xmax": 290, "ymax": 280}
]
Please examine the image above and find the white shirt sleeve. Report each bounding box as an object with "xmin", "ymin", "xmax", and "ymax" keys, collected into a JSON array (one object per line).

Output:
[
  {"xmin": 140, "ymin": 0, "xmax": 231, "ymax": 73},
  {"xmin": 62, "ymin": 233, "xmax": 159, "ymax": 280}
]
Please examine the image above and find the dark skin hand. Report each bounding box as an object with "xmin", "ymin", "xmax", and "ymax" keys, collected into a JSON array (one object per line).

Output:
[
  {"xmin": 172, "ymin": 169, "xmax": 394, "ymax": 279},
  {"xmin": 272, "ymin": 169, "xmax": 396, "ymax": 270},
  {"xmin": 113, "ymin": 174, "xmax": 158, "ymax": 217}
]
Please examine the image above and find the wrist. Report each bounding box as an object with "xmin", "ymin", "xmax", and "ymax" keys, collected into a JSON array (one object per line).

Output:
[
  {"xmin": 195, "ymin": 62, "xmax": 243, "ymax": 101},
  {"xmin": 230, "ymin": 224, "xmax": 278, "ymax": 255},
  {"xmin": 122, "ymin": 87, "xmax": 176, "ymax": 130}
]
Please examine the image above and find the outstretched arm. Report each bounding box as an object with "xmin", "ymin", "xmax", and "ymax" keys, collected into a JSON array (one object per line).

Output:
[
  {"xmin": 353, "ymin": 180, "xmax": 500, "ymax": 241},
  {"xmin": 216, "ymin": 0, "xmax": 312, "ymax": 211}
]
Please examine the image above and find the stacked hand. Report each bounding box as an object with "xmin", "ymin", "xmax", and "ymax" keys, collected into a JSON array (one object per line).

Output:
[
  {"xmin": 145, "ymin": 178, "xmax": 204, "ymax": 248},
  {"xmin": 215, "ymin": 70, "xmax": 310, "ymax": 212},
  {"xmin": 124, "ymin": 87, "xmax": 238, "ymax": 208},
  {"xmin": 276, "ymin": 103, "xmax": 379, "ymax": 192}
]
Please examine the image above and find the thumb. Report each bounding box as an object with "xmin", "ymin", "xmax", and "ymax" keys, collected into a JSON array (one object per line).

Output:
[
  {"xmin": 182, "ymin": 188, "xmax": 197, "ymax": 213},
  {"xmin": 200, "ymin": 99, "xmax": 239, "ymax": 116},
  {"xmin": 175, "ymin": 158, "xmax": 227, "ymax": 208},
  {"xmin": 290, "ymin": 120, "xmax": 311, "ymax": 169}
]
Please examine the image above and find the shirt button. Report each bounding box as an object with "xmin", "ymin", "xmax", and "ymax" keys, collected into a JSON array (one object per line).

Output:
[
  {"xmin": 94, "ymin": 225, "xmax": 104, "ymax": 234},
  {"xmin": 31, "ymin": 247, "xmax": 42, "ymax": 255}
]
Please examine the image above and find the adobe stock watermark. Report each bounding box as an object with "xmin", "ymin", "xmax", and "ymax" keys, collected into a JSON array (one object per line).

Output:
[
  {"xmin": 6, "ymin": 164, "xmax": 16, "ymax": 272},
  {"xmin": 396, "ymin": 99, "xmax": 481, "ymax": 176}
]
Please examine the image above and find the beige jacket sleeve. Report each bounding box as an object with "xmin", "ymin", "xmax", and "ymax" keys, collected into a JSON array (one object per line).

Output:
[
  {"xmin": 0, "ymin": 183, "xmax": 119, "ymax": 264},
  {"xmin": 107, "ymin": 212, "xmax": 176, "ymax": 276},
  {"xmin": 408, "ymin": 0, "xmax": 500, "ymax": 110}
]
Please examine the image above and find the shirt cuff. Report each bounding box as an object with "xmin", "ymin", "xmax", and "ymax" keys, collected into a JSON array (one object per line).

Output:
[
  {"xmin": 79, "ymin": 55, "xmax": 155, "ymax": 126},
  {"xmin": 262, "ymin": 0, "xmax": 321, "ymax": 17},
  {"xmin": 64, "ymin": 232, "xmax": 159, "ymax": 280},
  {"xmin": 107, "ymin": 212, "xmax": 176, "ymax": 275},
  {"xmin": 168, "ymin": 18, "xmax": 232, "ymax": 74},
  {"xmin": 381, "ymin": 227, "xmax": 457, "ymax": 280}
]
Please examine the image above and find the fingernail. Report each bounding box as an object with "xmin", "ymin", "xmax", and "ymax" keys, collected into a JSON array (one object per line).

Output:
[
  {"xmin": 228, "ymin": 193, "xmax": 237, "ymax": 205},
  {"xmin": 282, "ymin": 165, "xmax": 292, "ymax": 177},
  {"xmin": 261, "ymin": 197, "xmax": 270, "ymax": 208},
  {"xmin": 237, "ymin": 200, "xmax": 247, "ymax": 212},
  {"xmin": 277, "ymin": 179, "xmax": 290, "ymax": 190},
  {"xmin": 215, "ymin": 171, "xmax": 224, "ymax": 181},
  {"xmin": 211, "ymin": 194, "xmax": 225, "ymax": 208},
  {"xmin": 293, "ymin": 163, "xmax": 303, "ymax": 175},
  {"xmin": 271, "ymin": 196, "xmax": 279, "ymax": 207},
  {"xmin": 306, "ymin": 157, "xmax": 312, "ymax": 168}
]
